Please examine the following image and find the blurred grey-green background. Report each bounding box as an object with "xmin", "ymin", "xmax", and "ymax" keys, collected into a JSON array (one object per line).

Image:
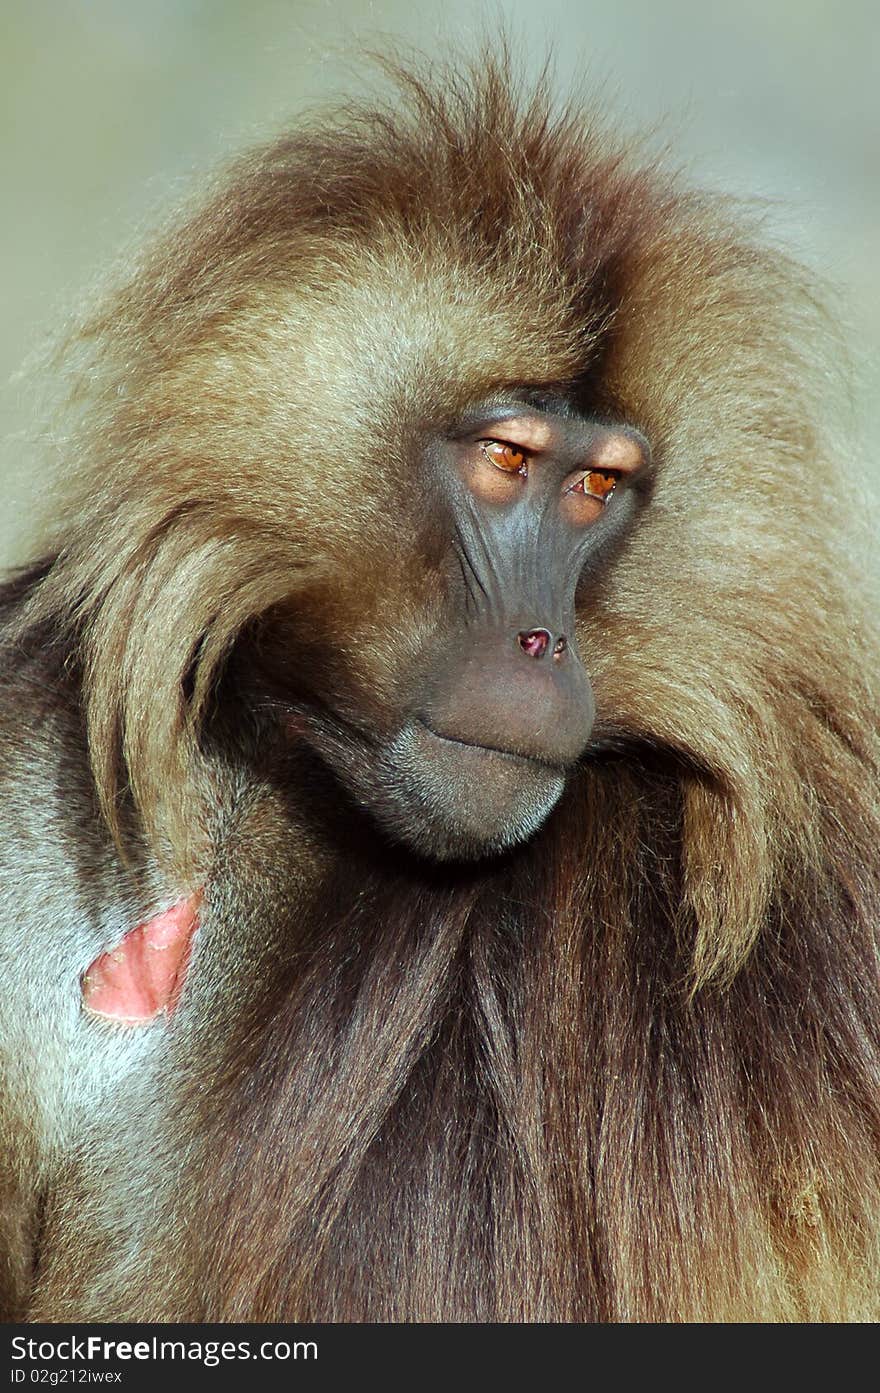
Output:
[{"xmin": 2, "ymin": 0, "xmax": 878, "ymax": 565}]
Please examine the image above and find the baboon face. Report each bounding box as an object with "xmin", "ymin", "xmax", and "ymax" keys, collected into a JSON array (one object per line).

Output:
[{"xmin": 256, "ymin": 384, "xmax": 650, "ymax": 860}]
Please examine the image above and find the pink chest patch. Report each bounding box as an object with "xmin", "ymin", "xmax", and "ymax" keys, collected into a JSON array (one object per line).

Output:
[{"xmin": 81, "ymin": 893, "xmax": 201, "ymax": 1025}]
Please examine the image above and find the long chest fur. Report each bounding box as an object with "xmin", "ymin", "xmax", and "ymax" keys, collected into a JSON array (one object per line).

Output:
[{"xmin": 24, "ymin": 768, "xmax": 880, "ymax": 1323}]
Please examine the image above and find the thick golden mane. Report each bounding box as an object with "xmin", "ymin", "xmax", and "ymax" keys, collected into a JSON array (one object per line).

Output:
[{"xmin": 18, "ymin": 62, "xmax": 874, "ymax": 983}]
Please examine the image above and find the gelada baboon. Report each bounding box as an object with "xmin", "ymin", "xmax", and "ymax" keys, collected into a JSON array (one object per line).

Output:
[{"xmin": 1, "ymin": 56, "xmax": 879, "ymax": 1323}]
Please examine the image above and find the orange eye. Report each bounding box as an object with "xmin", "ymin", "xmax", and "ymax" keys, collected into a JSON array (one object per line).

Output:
[
  {"xmin": 569, "ymin": 469, "xmax": 619, "ymax": 504},
  {"xmin": 480, "ymin": 440, "xmax": 528, "ymax": 475}
]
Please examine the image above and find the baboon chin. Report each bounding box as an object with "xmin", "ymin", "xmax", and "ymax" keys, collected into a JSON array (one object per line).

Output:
[
  {"xmin": 323, "ymin": 716, "xmax": 570, "ymax": 862},
  {"xmin": 0, "ymin": 54, "xmax": 878, "ymax": 1324}
]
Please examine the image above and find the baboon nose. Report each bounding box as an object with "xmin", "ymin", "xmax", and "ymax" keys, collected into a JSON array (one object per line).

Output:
[
  {"xmin": 518, "ymin": 628, "xmax": 567, "ymax": 660},
  {"xmin": 518, "ymin": 628, "xmax": 551, "ymax": 658}
]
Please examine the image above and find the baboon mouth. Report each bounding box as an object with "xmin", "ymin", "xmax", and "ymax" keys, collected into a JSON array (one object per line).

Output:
[
  {"xmin": 294, "ymin": 704, "xmax": 566, "ymax": 858},
  {"xmin": 414, "ymin": 717, "xmax": 565, "ymax": 772}
]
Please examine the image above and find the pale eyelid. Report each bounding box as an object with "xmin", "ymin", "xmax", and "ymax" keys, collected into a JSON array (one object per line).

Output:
[{"xmin": 473, "ymin": 414, "xmax": 558, "ymax": 452}]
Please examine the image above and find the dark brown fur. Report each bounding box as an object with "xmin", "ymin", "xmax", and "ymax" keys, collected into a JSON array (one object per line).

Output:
[{"xmin": 1, "ymin": 57, "xmax": 879, "ymax": 1321}]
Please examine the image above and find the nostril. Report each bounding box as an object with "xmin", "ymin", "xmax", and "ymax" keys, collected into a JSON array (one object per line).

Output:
[{"xmin": 518, "ymin": 628, "xmax": 552, "ymax": 659}]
